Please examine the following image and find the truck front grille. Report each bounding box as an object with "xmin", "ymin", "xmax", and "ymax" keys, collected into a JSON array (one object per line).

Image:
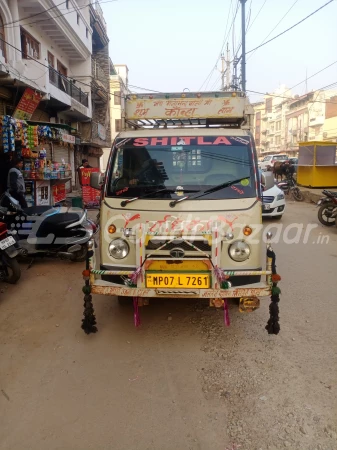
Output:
[{"xmin": 146, "ymin": 239, "xmax": 211, "ymax": 252}]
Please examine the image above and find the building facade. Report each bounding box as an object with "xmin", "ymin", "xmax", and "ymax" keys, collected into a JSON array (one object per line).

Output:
[
  {"xmin": 252, "ymin": 85, "xmax": 337, "ymax": 158},
  {"xmin": 0, "ymin": 0, "xmax": 110, "ymax": 190},
  {"xmin": 101, "ymin": 63, "xmax": 130, "ymax": 171}
]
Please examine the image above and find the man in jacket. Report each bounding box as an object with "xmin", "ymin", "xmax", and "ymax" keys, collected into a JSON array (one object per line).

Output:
[{"xmin": 7, "ymin": 158, "xmax": 27, "ymax": 208}]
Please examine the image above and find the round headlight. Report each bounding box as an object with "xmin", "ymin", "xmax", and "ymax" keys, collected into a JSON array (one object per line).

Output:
[
  {"xmin": 109, "ymin": 238, "xmax": 129, "ymax": 259},
  {"xmin": 228, "ymin": 240, "xmax": 251, "ymax": 262}
]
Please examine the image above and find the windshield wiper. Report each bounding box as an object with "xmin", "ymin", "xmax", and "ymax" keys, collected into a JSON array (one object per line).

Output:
[
  {"xmin": 120, "ymin": 188, "xmax": 198, "ymax": 207},
  {"xmin": 169, "ymin": 177, "xmax": 250, "ymax": 208}
]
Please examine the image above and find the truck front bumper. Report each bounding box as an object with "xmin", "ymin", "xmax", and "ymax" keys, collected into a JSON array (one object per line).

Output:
[{"xmin": 90, "ymin": 279, "xmax": 271, "ymax": 299}]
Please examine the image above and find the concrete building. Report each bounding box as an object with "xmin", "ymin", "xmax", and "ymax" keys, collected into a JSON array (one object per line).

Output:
[
  {"xmin": 252, "ymin": 86, "xmax": 337, "ymax": 158},
  {"xmin": 0, "ymin": 0, "xmax": 110, "ymax": 185},
  {"xmin": 101, "ymin": 62, "xmax": 130, "ymax": 171}
]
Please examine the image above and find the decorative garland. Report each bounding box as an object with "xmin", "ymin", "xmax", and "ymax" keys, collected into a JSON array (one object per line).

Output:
[
  {"xmin": 213, "ymin": 266, "xmax": 232, "ymax": 327},
  {"xmin": 265, "ymin": 247, "xmax": 281, "ymax": 335},
  {"xmin": 81, "ymin": 268, "xmax": 97, "ymax": 334}
]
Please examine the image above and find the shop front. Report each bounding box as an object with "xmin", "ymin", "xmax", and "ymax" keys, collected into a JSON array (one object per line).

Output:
[{"xmin": 0, "ymin": 115, "xmax": 76, "ymax": 206}]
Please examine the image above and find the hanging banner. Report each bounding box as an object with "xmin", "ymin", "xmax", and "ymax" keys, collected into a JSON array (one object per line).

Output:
[
  {"xmin": 52, "ymin": 183, "xmax": 66, "ymax": 204},
  {"xmin": 80, "ymin": 167, "xmax": 101, "ymax": 207},
  {"xmin": 13, "ymin": 88, "xmax": 42, "ymax": 120}
]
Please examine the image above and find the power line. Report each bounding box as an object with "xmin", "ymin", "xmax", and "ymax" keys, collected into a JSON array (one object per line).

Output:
[
  {"xmin": 247, "ymin": 0, "xmax": 268, "ymax": 33},
  {"xmin": 3, "ymin": 0, "xmax": 66, "ymax": 26},
  {"xmin": 4, "ymin": 0, "xmax": 118, "ymax": 29},
  {"xmin": 199, "ymin": 0, "xmax": 239, "ymax": 91},
  {"xmin": 288, "ymin": 60, "xmax": 337, "ymax": 92},
  {"xmin": 247, "ymin": 0, "xmax": 299, "ymax": 61},
  {"xmin": 247, "ymin": 82, "xmax": 337, "ymax": 105},
  {"xmin": 246, "ymin": 0, "xmax": 334, "ymax": 55}
]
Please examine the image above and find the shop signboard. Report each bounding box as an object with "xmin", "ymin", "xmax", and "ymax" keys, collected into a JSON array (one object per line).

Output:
[
  {"xmin": 13, "ymin": 88, "xmax": 42, "ymax": 120},
  {"xmin": 62, "ymin": 133, "xmax": 76, "ymax": 144},
  {"xmin": 80, "ymin": 167, "xmax": 100, "ymax": 207}
]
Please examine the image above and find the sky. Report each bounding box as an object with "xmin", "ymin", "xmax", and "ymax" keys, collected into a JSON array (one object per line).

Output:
[{"xmin": 101, "ymin": 0, "xmax": 337, "ymax": 102}]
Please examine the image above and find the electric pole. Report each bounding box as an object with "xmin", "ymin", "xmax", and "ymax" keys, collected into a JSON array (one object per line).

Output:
[
  {"xmin": 221, "ymin": 53, "xmax": 225, "ymax": 90},
  {"xmin": 226, "ymin": 43, "xmax": 231, "ymax": 90},
  {"xmin": 240, "ymin": 0, "xmax": 247, "ymax": 93}
]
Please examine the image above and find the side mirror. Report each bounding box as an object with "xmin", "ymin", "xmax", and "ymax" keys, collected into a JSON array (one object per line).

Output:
[
  {"xmin": 90, "ymin": 172, "xmax": 104, "ymax": 190},
  {"xmin": 261, "ymin": 171, "xmax": 275, "ymax": 191}
]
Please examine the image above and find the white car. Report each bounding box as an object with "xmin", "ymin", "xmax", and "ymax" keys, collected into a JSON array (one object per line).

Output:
[
  {"xmin": 259, "ymin": 154, "xmax": 288, "ymax": 171},
  {"xmin": 262, "ymin": 184, "xmax": 286, "ymax": 219}
]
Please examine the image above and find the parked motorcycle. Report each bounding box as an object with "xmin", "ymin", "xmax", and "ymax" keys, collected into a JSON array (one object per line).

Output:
[
  {"xmin": 277, "ymin": 175, "xmax": 304, "ymax": 202},
  {"xmin": 0, "ymin": 192, "xmax": 95, "ymax": 261},
  {"xmin": 0, "ymin": 207, "xmax": 21, "ymax": 284},
  {"xmin": 317, "ymin": 190, "xmax": 337, "ymax": 227}
]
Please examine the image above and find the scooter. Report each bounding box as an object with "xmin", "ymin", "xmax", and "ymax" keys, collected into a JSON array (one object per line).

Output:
[
  {"xmin": 0, "ymin": 207, "xmax": 21, "ymax": 283},
  {"xmin": 317, "ymin": 190, "xmax": 337, "ymax": 227},
  {"xmin": 0, "ymin": 192, "xmax": 95, "ymax": 262}
]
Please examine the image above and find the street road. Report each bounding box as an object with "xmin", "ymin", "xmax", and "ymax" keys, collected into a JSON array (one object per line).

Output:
[{"xmin": 1, "ymin": 202, "xmax": 336, "ymax": 450}]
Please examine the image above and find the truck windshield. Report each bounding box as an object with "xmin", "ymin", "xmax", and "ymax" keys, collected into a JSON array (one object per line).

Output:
[{"xmin": 107, "ymin": 136, "xmax": 258, "ymax": 200}]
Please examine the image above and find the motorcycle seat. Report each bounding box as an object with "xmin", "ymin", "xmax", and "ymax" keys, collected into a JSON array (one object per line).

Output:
[
  {"xmin": 323, "ymin": 190, "xmax": 337, "ymax": 197},
  {"xmin": 42, "ymin": 212, "xmax": 83, "ymax": 228},
  {"xmin": 24, "ymin": 206, "xmax": 57, "ymax": 216}
]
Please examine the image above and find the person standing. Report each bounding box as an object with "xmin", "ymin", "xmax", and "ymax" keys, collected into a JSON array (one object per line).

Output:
[
  {"xmin": 7, "ymin": 157, "xmax": 27, "ymax": 208},
  {"xmin": 77, "ymin": 159, "xmax": 92, "ymax": 186}
]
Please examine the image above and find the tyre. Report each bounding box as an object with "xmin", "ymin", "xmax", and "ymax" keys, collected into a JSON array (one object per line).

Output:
[
  {"xmin": 4, "ymin": 257, "xmax": 21, "ymax": 284},
  {"xmin": 70, "ymin": 245, "xmax": 88, "ymax": 262},
  {"xmin": 318, "ymin": 203, "xmax": 337, "ymax": 227},
  {"xmin": 292, "ymin": 187, "xmax": 304, "ymax": 201}
]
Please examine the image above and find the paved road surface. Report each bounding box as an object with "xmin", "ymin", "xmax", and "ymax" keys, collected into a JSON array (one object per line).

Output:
[{"xmin": 1, "ymin": 202, "xmax": 336, "ymax": 450}]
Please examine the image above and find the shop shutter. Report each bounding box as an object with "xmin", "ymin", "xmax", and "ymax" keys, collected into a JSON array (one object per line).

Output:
[
  {"xmin": 52, "ymin": 143, "xmax": 70, "ymax": 164},
  {"xmin": 31, "ymin": 109, "xmax": 50, "ymax": 122}
]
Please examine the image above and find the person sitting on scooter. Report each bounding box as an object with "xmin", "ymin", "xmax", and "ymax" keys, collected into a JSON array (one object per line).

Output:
[{"xmin": 7, "ymin": 157, "xmax": 27, "ymax": 209}]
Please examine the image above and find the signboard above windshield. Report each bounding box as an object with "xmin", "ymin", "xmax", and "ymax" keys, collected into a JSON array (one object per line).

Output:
[
  {"xmin": 116, "ymin": 136, "xmax": 250, "ymax": 147},
  {"xmin": 126, "ymin": 95, "xmax": 246, "ymax": 121}
]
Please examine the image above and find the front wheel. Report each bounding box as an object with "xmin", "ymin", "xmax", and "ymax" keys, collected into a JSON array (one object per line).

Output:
[
  {"xmin": 318, "ymin": 203, "xmax": 337, "ymax": 226},
  {"xmin": 292, "ymin": 187, "xmax": 304, "ymax": 201},
  {"xmin": 3, "ymin": 257, "xmax": 21, "ymax": 284}
]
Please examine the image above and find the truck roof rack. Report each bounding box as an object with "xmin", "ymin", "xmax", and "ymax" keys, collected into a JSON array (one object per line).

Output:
[{"xmin": 125, "ymin": 91, "xmax": 252, "ymax": 129}]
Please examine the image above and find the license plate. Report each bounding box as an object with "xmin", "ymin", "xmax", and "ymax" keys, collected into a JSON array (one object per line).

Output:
[
  {"xmin": 146, "ymin": 273, "xmax": 210, "ymax": 289},
  {"xmin": 263, "ymin": 204, "xmax": 271, "ymax": 210},
  {"xmin": 0, "ymin": 236, "xmax": 16, "ymax": 250}
]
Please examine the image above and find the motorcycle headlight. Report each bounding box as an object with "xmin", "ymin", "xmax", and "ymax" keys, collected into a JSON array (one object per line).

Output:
[
  {"xmin": 108, "ymin": 238, "xmax": 129, "ymax": 259},
  {"xmin": 277, "ymin": 193, "xmax": 285, "ymax": 200},
  {"xmin": 228, "ymin": 240, "xmax": 251, "ymax": 262}
]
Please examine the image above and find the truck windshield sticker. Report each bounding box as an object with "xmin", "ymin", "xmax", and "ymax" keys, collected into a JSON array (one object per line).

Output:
[{"xmin": 116, "ymin": 136, "xmax": 246, "ymax": 147}]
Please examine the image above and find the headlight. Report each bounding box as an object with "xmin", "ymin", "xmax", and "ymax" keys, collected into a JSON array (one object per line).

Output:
[
  {"xmin": 108, "ymin": 238, "xmax": 129, "ymax": 259},
  {"xmin": 228, "ymin": 240, "xmax": 251, "ymax": 262},
  {"xmin": 277, "ymin": 193, "xmax": 285, "ymax": 200}
]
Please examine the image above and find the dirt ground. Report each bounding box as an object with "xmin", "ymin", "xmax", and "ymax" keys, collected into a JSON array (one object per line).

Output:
[{"xmin": 0, "ymin": 202, "xmax": 337, "ymax": 450}]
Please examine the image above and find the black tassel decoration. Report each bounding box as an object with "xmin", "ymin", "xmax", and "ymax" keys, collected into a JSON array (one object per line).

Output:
[
  {"xmin": 265, "ymin": 248, "xmax": 281, "ymax": 335},
  {"xmin": 81, "ymin": 255, "xmax": 98, "ymax": 334}
]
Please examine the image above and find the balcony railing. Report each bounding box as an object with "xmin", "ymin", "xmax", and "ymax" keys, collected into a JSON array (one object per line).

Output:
[{"xmin": 49, "ymin": 67, "xmax": 89, "ymax": 108}]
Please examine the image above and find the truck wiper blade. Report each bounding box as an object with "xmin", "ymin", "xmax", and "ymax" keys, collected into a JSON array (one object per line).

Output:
[
  {"xmin": 120, "ymin": 188, "xmax": 173, "ymax": 207},
  {"xmin": 169, "ymin": 177, "xmax": 250, "ymax": 208}
]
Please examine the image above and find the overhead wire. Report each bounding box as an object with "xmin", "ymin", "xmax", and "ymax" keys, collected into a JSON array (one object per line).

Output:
[
  {"xmin": 3, "ymin": 0, "xmax": 118, "ymax": 29},
  {"xmin": 247, "ymin": 0, "xmax": 299, "ymax": 61},
  {"xmin": 199, "ymin": 0, "xmax": 239, "ymax": 91},
  {"xmin": 2, "ymin": 0, "xmax": 66, "ymax": 26},
  {"xmin": 246, "ymin": 0, "xmax": 334, "ymax": 56}
]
